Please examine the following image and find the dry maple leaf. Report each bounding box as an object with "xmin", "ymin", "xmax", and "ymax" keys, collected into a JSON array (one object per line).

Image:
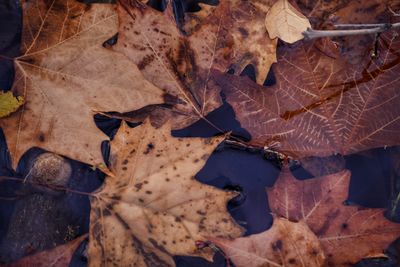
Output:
[
  {"xmin": 4, "ymin": 234, "xmax": 86, "ymax": 267},
  {"xmin": 213, "ymin": 29, "xmax": 400, "ymax": 158},
  {"xmin": 265, "ymin": 0, "xmax": 311, "ymax": 43},
  {"xmin": 268, "ymin": 169, "xmax": 400, "ymax": 266},
  {"xmin": 88, "ymin": 120, "xmax": 243, "ymax": 266},
  {"xmin": 210, "ymin": 217, "xmax": 325, "ymax": 267},
  {"xmin": 113, "ymin": 0, "xmax": 277, "ymax": 129},
  {"xmin": 0, "ymin": 0, "xmax": 164, "ymax": 169}
]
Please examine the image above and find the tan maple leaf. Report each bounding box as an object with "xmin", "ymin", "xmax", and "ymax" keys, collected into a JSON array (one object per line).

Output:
[
  {"xmin": 0, "ymin": 0, "xmax": 164, "ymax": 169},
  {"xmin": 213, "ymin": 29, "xmax": 400, "ymax": 158},
  {"xmin": 5, "ymin": 234, "xmax": 86, "ymax": 267},
  {"xmin": 113, "ymin": 0, "xmax": 277, "ymax": 129},
  {"xmin": 210, "ymin": 217, "xmax": 325, "ymax": 267},
  {"xmin": 88, "ymin": 120, "xmax": 243, "ymax": 266}
]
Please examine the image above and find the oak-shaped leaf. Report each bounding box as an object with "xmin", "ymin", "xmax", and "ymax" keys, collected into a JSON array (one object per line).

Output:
[
  {"xmin": 0, "ymin": 0, "xmax": 164, "ymax": 168},
  {"xmin": 210, "ymin": 217, "xmax": 325, "ymax": 267},
  {"xmin": 4, "ymin": 234, "xmax": 86, "ymax": 267},
  {"xmin": 113, "ymin": 0, "xmax": 277, "ymax": 129},
  {"xmin": 214, "ymin": 30, "xmax": 400, "ymax": 158},
  {"xmin": 88, "ymin": 120, "xmax": 243, "ymax": 266},
  {"xmin": 268, "ymin": 169, "xmax": 400, "ymax": 266}
]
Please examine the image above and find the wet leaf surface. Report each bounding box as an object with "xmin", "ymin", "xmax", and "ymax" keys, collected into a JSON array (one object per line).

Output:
[
  {"xmin": 0, "ymin": 0, "xmax": 399, "ymax": 266},
  {"xmin": 267, "ymin": 169, "xmax": 400, "ymax": 266},
  {"xmin": 0, "ymin": 0, "xmax": 164, "ymax": 168},
  {"xmin": 214, "ymin": 28, "xmax": 400, "ymax": 158},
  {"xmin": 114, "ymin": 0, "xmax": 278, "ymax": 129},
  {"xmin": 89, "ymin": 120, "xmax": 243, "ymax": 266}
]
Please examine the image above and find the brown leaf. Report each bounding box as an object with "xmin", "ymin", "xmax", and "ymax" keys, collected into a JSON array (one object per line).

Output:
[
  {"xmin": 4, "ymin": 234, "xmax": 86, "ymax": 267},
  {"xmin": 267, "ymin": 169, "xmax": 400, "ymax": 266},
  {"xmin": 0, "ymin": 0, "xmax": 164, "ymax": 168},
  {"xmin": 88, "ymin": 120, "xmax": 243, "ymax": 266},
  {"xmin": 113, "ymin": 0, "xmax": 277, "ymax": 129},
  {"xmin": 265, "ymin": 0, "xmax": 311, "ymax": 43},
  {"xmin": 210, "ymin": 217, "xmax": 325, "ymax": 267},
  {"xmin": 214, "ymin": 29, "xmax": 400, "ymax": 158}
]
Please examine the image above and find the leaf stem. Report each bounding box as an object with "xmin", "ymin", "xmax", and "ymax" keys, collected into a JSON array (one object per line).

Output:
[
  {"xmin": 0, "ymin": 54, "xmax": 15, "ymax": 61},
  {"xmin": 303, "ymin": 22, "xmax": 400, "ymax": 40},
  {"xmin": 0, "ymin": 175, "xmax": 95, "ymax": 197}
]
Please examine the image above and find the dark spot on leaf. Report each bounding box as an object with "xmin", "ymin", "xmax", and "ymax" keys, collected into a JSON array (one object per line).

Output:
[
  {"xmin": 135, "ymin": 183, "xmax": 143, "ymax": 190},
  {"xmin": 137, "ymin": 54, "xmax": 155, "ymax": 70},
  {"xmin": 238, "ymin": 27, "xmax": 248, "ymax": 37},
  {"xmin": 272, "ymin": 240, "xmax": 283, "ymax": 251},
  {"xmin": 144, "ymin": 143, "xmax": 155, "ymax": 154},
  {"xmin": 38, "ymin": 133, "xmax": 45, "ymax": 142}
]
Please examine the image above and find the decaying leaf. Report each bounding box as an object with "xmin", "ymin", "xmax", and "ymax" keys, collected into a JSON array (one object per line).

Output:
[
  {"xmin": 88, "ymin": 120, "xmax": 243, "ymax": 266},
  {"xmin": 114, "ymin": 0, "xmax": 277, "ymax": 129},
  {"xmin": 0, "ymin": 91, "xmax": 24, "ymax": 118},
  {"xmin": 265, "ymin": 0, "xmax": 311, "ymax": 43},
  {"xmin": 214, "ymin": 29, "xmax": 400, "ymax": 158},
  {"xmin": 0, "ymin": 0, "xmax": 164, "ymax": 168},
  {"xmin": 5, "ymin": 234, "xmax": 86, "ymax": 267},
  {"xmin": 267, "ymin": 169, "xmax": 400, "ymax": 266},
  {"xmin": 210, "ymin": 217, "xmax": 325, "ymax": 267}
]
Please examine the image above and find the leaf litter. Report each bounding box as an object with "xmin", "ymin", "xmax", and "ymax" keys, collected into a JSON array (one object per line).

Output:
[{"xmin": 0, "ymin": 0, "xmax": 399, "ymax": 266}]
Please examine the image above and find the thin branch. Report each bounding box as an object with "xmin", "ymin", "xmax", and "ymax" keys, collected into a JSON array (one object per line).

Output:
[
  {"xmin": 334, "ymin": 23, "xmax": 385, "ymax": 29},
  {"xmin": 303, "ymin": 22, "xmax": 400, "ymax": 40}
]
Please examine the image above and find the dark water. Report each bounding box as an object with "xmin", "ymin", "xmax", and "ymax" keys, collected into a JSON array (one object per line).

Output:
[{"xmin": 0, "ymin": 0, "xmax": 399, "ymax": 266}]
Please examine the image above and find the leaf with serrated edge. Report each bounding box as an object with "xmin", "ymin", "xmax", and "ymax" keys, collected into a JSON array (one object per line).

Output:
[
  {"xmin": 0, "ymin": 0, "xmax": 164, "ymax": 168},
  {"xmin": 114, "ymin": 0, "xmax": 277, "ymax": 129},
  {"xmin": 88, "ymin": 120, "xmax": 243, "ymax": 266},
  {"xmin": 214, "ymin": 30, "xmax": 400, "ymax": 158},
  {"xmin": 267, "ymin": 169, "xmax": 400, "ymax": 266}
]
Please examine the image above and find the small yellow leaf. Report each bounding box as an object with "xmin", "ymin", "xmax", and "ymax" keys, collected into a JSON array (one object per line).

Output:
[
  {"xmin": 0, "ymin": 91, "xmax": 24, "ymax": 118},
  {"xmin": 265, "ymin": 0, "xmax": 311, "ymax": 43}
]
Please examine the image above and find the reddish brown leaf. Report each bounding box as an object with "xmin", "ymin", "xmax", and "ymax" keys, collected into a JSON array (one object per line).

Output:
[
  {"xmin": 4, "ymin": 235, "xmax": 86, "ymax": 267},
  {"xmin": 267, "ymin": 169, "xmax": 400, "ymax": 266},
  {"xmin": 214, "ymin": 29, "xmax": 400, "ymax": 158},
  {"xmin": 113, "ymin": 0, "xmax": 277, "ymax": 129}
]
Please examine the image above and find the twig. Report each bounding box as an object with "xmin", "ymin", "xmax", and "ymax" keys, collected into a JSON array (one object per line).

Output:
[
  {"xmin": 303, "ymin": 22, "xmax": 400, "ymax": 40},
  {"xmin": 334, "ymin": 23, "xmax": 385, "ymax": 29}
]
